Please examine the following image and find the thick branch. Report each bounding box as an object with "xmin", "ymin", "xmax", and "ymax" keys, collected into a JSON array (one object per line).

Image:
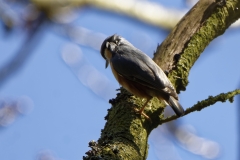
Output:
[
  {"xmin": 154, "ymin": 0, "xmax": 240, "ymax": 92},
  {"xmin": 32, "ymin": 0, "xmax": 183, "ymax": 29},
  {"xmin": 83, "ymin": 0, "xmax": 240, "ymax": 159}
]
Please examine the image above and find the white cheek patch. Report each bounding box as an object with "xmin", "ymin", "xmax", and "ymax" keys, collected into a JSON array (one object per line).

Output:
[{"xmin": 106, "ymin": 42, "xmax": 109, "ymax": 48}]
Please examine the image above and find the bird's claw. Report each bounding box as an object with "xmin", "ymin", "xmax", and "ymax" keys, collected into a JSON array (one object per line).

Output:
[{"xmin": 133, "ymin": 107, "xmax": 152, "ymax": 123}]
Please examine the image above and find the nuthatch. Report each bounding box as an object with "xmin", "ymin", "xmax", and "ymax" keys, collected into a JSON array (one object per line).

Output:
[{"xmin": 100, "ymin": 34, "xmax": 184, "ymax": 118}]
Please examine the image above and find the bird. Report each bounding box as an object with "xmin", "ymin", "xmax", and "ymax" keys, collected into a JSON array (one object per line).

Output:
[{"xmin": 100, "ymin": 34, "xmax": 184, "ymax": 119}]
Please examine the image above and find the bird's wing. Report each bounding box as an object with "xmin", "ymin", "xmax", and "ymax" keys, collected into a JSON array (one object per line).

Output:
[{"xmin": 111, "ymin": 45, "xmax": 176, "ymax": 96}]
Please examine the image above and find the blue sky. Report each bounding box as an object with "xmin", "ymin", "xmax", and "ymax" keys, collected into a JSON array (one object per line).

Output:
[{"xmin": 0, "ymin": 1, "xmax": 239, "ymax": 160}]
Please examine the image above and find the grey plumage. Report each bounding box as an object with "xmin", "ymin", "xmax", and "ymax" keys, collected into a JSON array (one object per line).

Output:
[{"xmin": 101, "ymin": 34, "xmax": 184, "ymax": 117}]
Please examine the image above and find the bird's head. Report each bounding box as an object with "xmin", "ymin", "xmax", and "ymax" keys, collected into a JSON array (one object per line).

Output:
[{"xmin": 100, "ymin": 34, "xmax": 123, "ymax": 68}]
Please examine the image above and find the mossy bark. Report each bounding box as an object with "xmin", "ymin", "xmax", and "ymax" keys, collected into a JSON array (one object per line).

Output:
[
  {"xmin": 83, "ymin": 1, "xmax": 240, "ymax": 159},
  {"xmin": 30, "ymin": 0, "xmax": 240, "ymax": 159}
]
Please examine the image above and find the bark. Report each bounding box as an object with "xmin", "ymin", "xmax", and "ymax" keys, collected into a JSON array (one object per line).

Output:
[
  {"xmin": 82, "ymin": 0, "xmax": 240, "ymax": 159},
  {"xmin": 2, "ymin": 0, "xmax": 240, "ymax": 159}
]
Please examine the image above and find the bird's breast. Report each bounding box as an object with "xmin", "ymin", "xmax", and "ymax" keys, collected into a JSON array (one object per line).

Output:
[{"xmin": 109, "ymin": 62, "xmax": 152, "ymax": 99}]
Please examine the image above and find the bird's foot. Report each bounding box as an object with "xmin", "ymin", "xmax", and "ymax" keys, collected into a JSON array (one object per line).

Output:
[{"xmin": 133, "ymin": 107, "xmax": 152, "ymax": 123}]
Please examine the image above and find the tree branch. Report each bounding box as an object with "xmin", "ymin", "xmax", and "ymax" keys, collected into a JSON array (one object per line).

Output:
[
  {"xmin": 161, "ymin": 89, "xmax": 240, "ymax": 124},
  {"xmin": 32, "ymin": 0, "xmax": 183, "ymax": 29},
  {"xmin": 0, "ymin": 13, "xmax": 46, "ymax": 88},
  {"xmin": 154, "ymin": 0, "xmax": 240, "ymax": 92},
  {"xmin": 83, "ymin": 0, "xmax": 240, "ymax": 159}
]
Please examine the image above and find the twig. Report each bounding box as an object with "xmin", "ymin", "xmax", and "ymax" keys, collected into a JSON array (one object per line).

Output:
[{"xmin": 161, "ymin": 89, "xmax": 240, "ymax": 124}]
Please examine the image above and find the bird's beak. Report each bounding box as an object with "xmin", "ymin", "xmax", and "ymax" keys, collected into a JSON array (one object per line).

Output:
[
  {"xmin": 105, "ymin": 42, "xmax": 110, "ymax": 68},
  {"xmin": 105, "ymin": 60, "xmax": 109, "ymax": 68}
]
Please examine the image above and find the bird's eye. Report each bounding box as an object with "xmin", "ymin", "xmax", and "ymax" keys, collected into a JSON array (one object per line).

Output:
[{"xmin": 115, "ymin": 39, "xmax": 121, "ymax": 45}]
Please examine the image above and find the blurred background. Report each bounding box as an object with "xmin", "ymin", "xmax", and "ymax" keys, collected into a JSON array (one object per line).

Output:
[{"xmin": 0, "ymin": 0, "xmax": 239, "ymax": 160}]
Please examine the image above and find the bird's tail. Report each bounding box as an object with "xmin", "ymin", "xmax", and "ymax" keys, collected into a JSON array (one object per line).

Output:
[{"xmin": 168, "ymin": 96, "xmax": 184, "ymax": 116}]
